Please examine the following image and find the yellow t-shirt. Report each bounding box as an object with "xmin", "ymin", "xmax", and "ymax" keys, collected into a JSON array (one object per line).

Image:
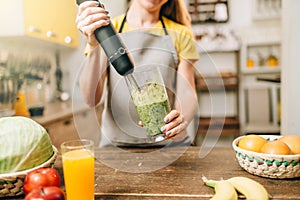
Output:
[{"xmin": 112, "ymin": 14, "xmax": 199, "ymax": 61}]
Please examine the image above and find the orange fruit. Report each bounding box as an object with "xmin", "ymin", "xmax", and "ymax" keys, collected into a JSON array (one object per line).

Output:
[
  {"xmin": 238, "ymin": 135, "xmax": 267, "ymax": 152},
  {"xmin": 261, "ymin": 140, "xmax": 291, "ymax": 155},
  {"xmin": 278, "ymin": 135, "xmax": 300, "ymax": 154}
]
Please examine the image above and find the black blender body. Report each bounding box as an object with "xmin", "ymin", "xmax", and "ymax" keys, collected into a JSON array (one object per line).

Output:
[{"xmin": 76, "ymin": 0, "xmax": 134, "ymax": 76}]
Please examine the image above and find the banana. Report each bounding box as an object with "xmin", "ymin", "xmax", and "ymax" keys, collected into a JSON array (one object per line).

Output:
[
  {"xmin": 227, "ymin": 176, "xmax": 269, "ymax": 200},
  {"xmin": 202, "ymin": 176, "xmax": 238, "ymax": 200}
]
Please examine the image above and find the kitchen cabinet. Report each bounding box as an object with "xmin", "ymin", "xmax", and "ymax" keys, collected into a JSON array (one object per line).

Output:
[
  {"xmin": 33, "ymin": 101, "xmax": 103, "ymax": 150},
  {"xmin": 241, "ymin": 40, "xmax": 281, "ymax": 74},
  {"xmin": 239, "ymin": 41, "xmax": 281, "ymax": 134},
  {"xmin": 72, "ymin": 106, "xmax": 103, "ymax": 146},
  {"xmin": 0, "ymin": 0, "xmax": 79, "ymax": 48},
  {"xmin": 44, "ymin": 116, "xmax": 80, "ymax": 150},
  {"xmin": 252, "ymin": 0, "xmax": 281, "ymax": 21},
  {"xmin": 44, "ymin": 106, "xmax": 103, "ymax": 150},
  {"xmin": 187, "ymin": 0, "xmax": 229, "ymax": 23},
  {"xmin": 194, "ymin": 48, "xmax": 240, "ymax": 139},
  {"xmin": 192, "ymin": 25, "xmax": 241, "ymax": 141},
  {"xmin": 195, "ymin": 71, "xmax": 239, "ymax": 136}
]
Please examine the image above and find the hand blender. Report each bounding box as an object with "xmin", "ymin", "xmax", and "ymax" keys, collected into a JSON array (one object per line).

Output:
[{"xmin": 76, "ymin": 0, "xmax": 135, "ymax": 77}]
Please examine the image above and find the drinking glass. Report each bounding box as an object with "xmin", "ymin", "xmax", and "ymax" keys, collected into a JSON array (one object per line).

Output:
[
  {"xmin": 61, "ymin": 139, "xmax": 94, "ymax": 200},
  {"xmin": 125, "ymin": 66, "xmax": 171, "ymax": 139}
]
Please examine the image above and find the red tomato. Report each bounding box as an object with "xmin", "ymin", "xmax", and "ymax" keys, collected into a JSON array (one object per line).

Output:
[
  {"xmin": 24, "ymin": 186, "xmax": 65, "ymax": 200},
  {"xmin": 23, "ymin": 167, "xmax": 61, "ymax": 195}
]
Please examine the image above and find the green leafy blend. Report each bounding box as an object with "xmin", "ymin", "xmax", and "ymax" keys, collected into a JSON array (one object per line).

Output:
[
  {"xmin": 0, "ymin": 116, "xmax": 54, "ymax": 174},
  {"xmin": 131, "ymin": 82, "xmax": 171, "ymax": 136}
]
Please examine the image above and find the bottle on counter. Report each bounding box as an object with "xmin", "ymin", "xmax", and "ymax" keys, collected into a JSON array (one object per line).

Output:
[
  {"xmin": 257, "ymin": 52, "xmax": 265, "ymax": 67},
  {"xmin": 14, "ymin": 85, "xmax": 30, "ymax": 117},
  {"xmin": 267, "ymin": 48, "xmax": 279, "ymax": 67},
  {"xmin": 246, "ymin": 53, "xmax": 256, "ymax": 69},
  {"xmin": 25, "ymin": 78, "xmax": 46, "ymax": 116},
  {"xmin": 267, "ymin": 54, "xmax": 278, "ymax": 67},
  {"xmin": 246, "ymin": 57, "xmax": 255, "ymax": 68}
]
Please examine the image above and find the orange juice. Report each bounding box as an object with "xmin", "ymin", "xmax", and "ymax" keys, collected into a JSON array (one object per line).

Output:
[{"xmin": 62, "ymin": 149, "xmax": 94, "ymax": 200}]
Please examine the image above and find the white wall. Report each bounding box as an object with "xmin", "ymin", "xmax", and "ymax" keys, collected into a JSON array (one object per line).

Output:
[
  {"xmin": 227, "ymin": 0, "xmax": 252, "ymax": 29},
  {"xmin": 229, "ymin": 0, "xmax": 281, "ymax": 41},
  {"xmin": 281, "ymin": 0, "xmax": 300, "ymax": 136}
]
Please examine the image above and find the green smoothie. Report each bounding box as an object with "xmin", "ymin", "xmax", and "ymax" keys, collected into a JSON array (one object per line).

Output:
[{"xmin": 131, "ymin": 82, "xmax": 171, "ymax": 137}]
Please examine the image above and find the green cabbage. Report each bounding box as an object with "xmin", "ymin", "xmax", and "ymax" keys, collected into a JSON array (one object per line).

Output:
[{"xmin": 0, "ymin": 116, "xmax": 54, "ymax": 174}]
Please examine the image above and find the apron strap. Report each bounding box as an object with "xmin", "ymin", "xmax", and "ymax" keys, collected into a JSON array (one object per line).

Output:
[
  {"xmin": 118, "ymin": 14, "xmax": 168, "ymax": 35},
  {"xmin": 159, "ymin": 16, "xmax": 169, "ymax": 35},
  {"xmin": 118, "ymin": 15, "xmax": 127, "ymax": 33}
]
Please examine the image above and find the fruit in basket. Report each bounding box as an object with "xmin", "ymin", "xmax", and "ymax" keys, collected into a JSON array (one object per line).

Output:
[
  {"xmin": 261, "ymin": 140, "xmax": 291, "ymax": 155},
  {"xmin": 24, "ymin": 186, "xmax": 65, "ymax": 200},
  {"xmin": 0, "ymin": 116, "xmax": 54, "ymax": 173},
  {"xmin": 202, "ymin": 176, "xmax": 238, "ymax": 200},
  {"xmin": 227, "ymin": 177, "xmax": 269, "ymax": 200},
  {"xmin": 23, "ymin": 167, "xmax": 61, "ymax": 195},
  {"xmin": 238, "ymin": 135, "xmax": 267, "ymax": 152},
  {"xmin": 233, "ymin": 135, "xmax": 300, "ymax": 178},
  {"xmin": 278, "ymin": 135, "xmax": 300, "ymax": 154}
]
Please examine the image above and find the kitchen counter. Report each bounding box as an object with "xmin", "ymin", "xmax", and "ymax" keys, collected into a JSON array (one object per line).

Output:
[
  {"xmin": 30, "ymin": 100, "xmax": 91, "ymax": 126},
  {"xmin": 29, "ymin": 100, "xmax": 103, "ymax": 149},
  {"xmin": 8, "ymin": 146, "xmax": 300, "ymax": 200}
]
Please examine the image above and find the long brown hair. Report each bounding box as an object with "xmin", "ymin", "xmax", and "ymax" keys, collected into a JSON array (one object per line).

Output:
[{"xmin": 160, "ymin": 0, "xmax": 192, "ymax": 29}]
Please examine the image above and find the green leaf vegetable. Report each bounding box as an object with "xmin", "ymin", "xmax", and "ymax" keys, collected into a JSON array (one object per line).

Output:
[{"xmin": 0, "ymin": 116, "xmax": 54, "ymax": 173}]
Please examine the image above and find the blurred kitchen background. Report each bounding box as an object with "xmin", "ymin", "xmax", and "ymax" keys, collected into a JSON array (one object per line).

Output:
[{"xmin": 0, "ymin": 0, "xmax": 299, "ymax": 147}]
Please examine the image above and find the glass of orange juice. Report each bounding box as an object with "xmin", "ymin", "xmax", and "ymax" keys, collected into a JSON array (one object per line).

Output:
[{"xmin": 61, "ymin": 139, "xmax": 94, "ymax": 200}]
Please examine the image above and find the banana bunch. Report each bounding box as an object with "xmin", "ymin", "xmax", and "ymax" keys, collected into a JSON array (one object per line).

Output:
[
  {"xmin": 202, "ymin": 177, "xmax": 238, "ymax": 200},
  {"xmin": 202, "ymin": 176, "xmax": 269, "ymax": 200}
]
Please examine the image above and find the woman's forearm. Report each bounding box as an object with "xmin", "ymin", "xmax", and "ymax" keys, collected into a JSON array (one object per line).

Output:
[
  {"xmin": 163, "ymin": 60, "xmax": 198, "ymax": 141},
  {"xmin": 79, "ymin": 45, "xmax": 108, "ymax": 107},
  {"xmin": 175, "ymin": 60, "xmax": 198, "ymax": 125}
]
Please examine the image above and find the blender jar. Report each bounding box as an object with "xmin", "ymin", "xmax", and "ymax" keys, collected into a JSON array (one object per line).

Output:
[{"xmin": 125, "ymin": 65, "xmax": 171, "ymax": 139}]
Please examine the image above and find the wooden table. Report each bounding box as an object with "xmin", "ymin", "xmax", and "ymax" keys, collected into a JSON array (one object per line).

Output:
[{"xmin": 8, "ymin": 146, "xmax": 300, "ymax": 200}]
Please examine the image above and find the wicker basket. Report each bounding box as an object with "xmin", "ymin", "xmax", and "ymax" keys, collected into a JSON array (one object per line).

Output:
[
  {"xmin": 0, "ymin": 146, "xmax": 58, "ymax": 197},
  {"xmin": 232, "ymin": 135, "xmax": 300, "ymax": 179}
]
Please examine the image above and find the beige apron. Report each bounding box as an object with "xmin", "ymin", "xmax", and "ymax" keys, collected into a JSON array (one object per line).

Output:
[{"xmin": 100, "ymin": 17, "xmax": 184, "ymax": 147}]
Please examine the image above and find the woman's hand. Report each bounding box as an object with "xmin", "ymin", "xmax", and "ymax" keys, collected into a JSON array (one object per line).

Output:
[
  {"xmin": 161, "ymin": 110, "xmax": 188, "ymax": 141},
  {"xmin": 76, "ymin": 1, "xmax": 110, "ymax": 49},
  {"xmin": 138, "ymin": 110, "xmax": 188, "ymax": 141}
]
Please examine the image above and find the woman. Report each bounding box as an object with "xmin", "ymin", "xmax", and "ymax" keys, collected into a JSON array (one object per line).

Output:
[{"xmin": 76, "ymin": 0, "xmax": 199, "ymax": 147}]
